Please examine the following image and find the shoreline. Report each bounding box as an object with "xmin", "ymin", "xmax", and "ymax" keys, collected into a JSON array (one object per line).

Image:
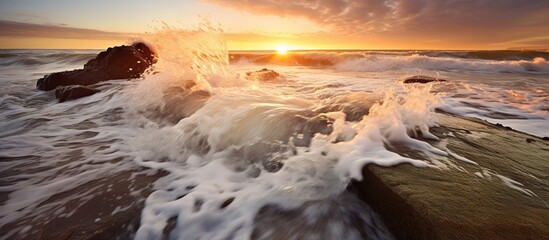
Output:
[
  {"xmin": 3, "ymin": 112, "xmax": 547, "ymax": 239},
  {"xmin": 351, "ymin": 112, "xmax": 549, "ymax": 239}
]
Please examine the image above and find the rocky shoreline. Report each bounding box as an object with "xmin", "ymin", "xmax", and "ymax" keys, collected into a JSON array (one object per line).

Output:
[
  {"xmin": 351, "ymin": 112, "xmax": 549, "ymax": 240},
  {"xmin": 17, "ymin": 45, "xmax": 548, "ymax": 239},
  {"xmin": 16, "ymin": 112, "xmax": 546, "ymax": 240}
]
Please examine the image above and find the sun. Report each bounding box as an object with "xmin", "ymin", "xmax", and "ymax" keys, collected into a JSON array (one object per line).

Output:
[{"xmin": 276, "ymin": 45, "xmax": 288, "ymax": 55}]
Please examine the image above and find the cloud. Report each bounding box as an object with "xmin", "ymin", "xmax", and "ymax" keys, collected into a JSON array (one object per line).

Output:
[
  {"xmin": 203, "ymin": 0, "xmax": 549, "ymax": 46},
  {"xmin": 0, "ymin": 20, "xmax": 128, "ymax": 40}
]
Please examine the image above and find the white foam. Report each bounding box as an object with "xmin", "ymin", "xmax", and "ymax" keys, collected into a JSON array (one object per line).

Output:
[
  {"xmin": 496, "ymin": 175, "xmax": 536, "ymax": 197},
  {"xmin": 121, "ymin": 25, "xmax": 453, "ymax": 239},
  {"xmin": 439, "ymin": 82, "xmax": 549, "ymax": 137},
  {"xmin": 2, "ymin": 22, "xmax": 548, "ymax": 240},
  {"xmin": 336, "ymin": 54, "xmax": 549, "ymax": 73}
]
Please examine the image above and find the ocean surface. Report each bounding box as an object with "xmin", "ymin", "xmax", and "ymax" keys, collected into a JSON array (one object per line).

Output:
[{"xmin": 1, "ymin": 32, "xmax": 549, "ymax": 239}]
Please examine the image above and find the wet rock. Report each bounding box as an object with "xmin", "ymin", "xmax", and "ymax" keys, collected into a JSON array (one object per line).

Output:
[
  {"xmin": 219, "ymin": 197, "xmax": 235, "ymax": 209},
  {"xmin": 351, "ymin": 113, "xmax": 549, "ymax": 240},
  {"xmin": 37, "ymin": 42, "xmax": 157, "ymax": 91},
  {"xmin": 245, "ymin": 68, "xmax": 281, "ymax": 82},
  {"xmin": 402, "ymin": 75, "xmax": 447, "ymax": 84},
  {"xmin": 495, "ymin": 123, "xmax": 513, "ymax": 130},
  {"xmin": 55, "ymin": 85, "xmax": 100, "ymax": 103},
  {"xmin": 262, "ymin": 159, "xmax": 284, "ymax": 172}
]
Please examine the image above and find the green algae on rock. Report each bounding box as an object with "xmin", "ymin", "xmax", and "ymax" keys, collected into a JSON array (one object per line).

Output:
[{"xmin": 351, "ymin": 112, "xmax": 549, "ymax": 240}]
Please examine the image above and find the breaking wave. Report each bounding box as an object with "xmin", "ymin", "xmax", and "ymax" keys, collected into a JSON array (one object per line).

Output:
[
  {"xmin": 335, "ymin": 54, "xmax": 549, "ymax": 73},
  {"xmin": 1, "ymin": 21, "xmax": 547, "ymax": 240},
  {"xmin": 3, "ymin": 49, "xmax": 548, "ymax": 74},
  {"xmin": 119, "ymin": 24, "xmax": 452, "ymax": 240},
  {"xmin": 423, "ymin": 50, "xmax": 549, "ymax": 61},
  {"xmin": 230, "ymin": 51, "xmax": 549, "ymax": 73},
  {"xmin": 0, "ymin": 50, "xmax": 98, "ymax": 67}
]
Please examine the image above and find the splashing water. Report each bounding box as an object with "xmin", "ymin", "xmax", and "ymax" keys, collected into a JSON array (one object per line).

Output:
[
  {"xmin": 142, "ymin": 21, "xmax": 231, "ymax": 91},
  {"xmin": 120, "ymin": 24, "xmax": 448, "ymax": 240},
  {"xmin": 2, "ymin": 21, "xmax": 545, "ymax": 240}
]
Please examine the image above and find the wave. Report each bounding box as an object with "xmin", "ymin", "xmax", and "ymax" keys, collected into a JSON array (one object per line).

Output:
[
  {"xmin": 0, "ymin": 24, "xmax": 449, "ymax": 239},
  {"xmin": 423, "ymin": 50, "xmax": 549, "ymax": 61},
  {"xmin": 230, "ymin": 51, "xmax": 404, "ymax": 67},
  {"xmin": 2, "ymin": 23, "xmax": 547, "ymax": 239},
  {"xmin": 3, "ymin": 49, "xmax": 548, "ymax": 73},
  {"xmin": 0, "ymin": 51, "xmax": 98, "ymax": 67},
  {"xmin": 230, "ymin": 51, "xmax": 549, "ymax": 73},
  {"xmin": 123, "ymin": 25, "xmax": 453, "ymax": 240},
  {"xmin": 335, "ymin": 55, "xmax": 549, "ymax": 73}
]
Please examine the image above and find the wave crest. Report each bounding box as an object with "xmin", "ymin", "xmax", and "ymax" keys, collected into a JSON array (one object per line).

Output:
[{"xmin": 335, "ymin": 54, "xmax": 549, "ymax": 73}]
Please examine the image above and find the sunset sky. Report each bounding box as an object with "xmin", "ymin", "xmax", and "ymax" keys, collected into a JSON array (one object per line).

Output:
[{"xmin": 1, "ymin": 0, "xmax": 548, "ymax": 50}]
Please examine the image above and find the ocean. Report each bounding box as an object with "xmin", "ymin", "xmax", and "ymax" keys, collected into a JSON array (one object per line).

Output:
[{"xmin": 1, "ymin": 33, "xmax": 549, "ymax": 239}]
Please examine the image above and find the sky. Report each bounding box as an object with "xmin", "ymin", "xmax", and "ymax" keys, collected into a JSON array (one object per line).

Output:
[{"xmin": 0, "ymin": 0, "xmax": 548, "ymax": 50}]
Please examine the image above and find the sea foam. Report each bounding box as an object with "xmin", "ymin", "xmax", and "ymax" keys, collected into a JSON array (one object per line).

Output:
[
  {"xmin": 1, "ymin": 21, "xmax": 547, "ymax": 240},
  {"xmin": 126, "ymin": 24, "xmax": 447, "ymax": 240}
]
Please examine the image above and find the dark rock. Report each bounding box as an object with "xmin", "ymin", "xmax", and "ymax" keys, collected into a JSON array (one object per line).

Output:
[
  {"xmin": 55, "ymin": 86, "xmax": 100, "ymax": 102},
  {"xmin": 37, "ymin": 42, "xmax": 157, "ymax": 91},
  {"xmin": 402, "ymin": 75, "xmax": 447, "ymax": 84},
  {"xmin": 526, "ymin": 138, "xmax": 536, "ymax": 143},
  {"xmin": 245, "ymin": 68, "xmax": 281, "ymax": 82},
  {"xmin": 220, "ymin": 197, "xmax": 235, "ymax": 209},
  {"xmin": 542, "ymin": 137, "xmax": 549, "ymax": 141},
  {"xmin": 495, "ymin": 123, "xmax": 513, "ymax": 130},
  {"xmin": 262, "ymin": 159, "xmax": 283, "ymax": 172}
]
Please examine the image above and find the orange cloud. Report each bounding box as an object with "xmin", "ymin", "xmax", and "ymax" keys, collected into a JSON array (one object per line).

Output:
[
  {"xmin": 0, "ymin": 20, "xmax": 128, "ymax": 40},
  {"xmin": 203, "ymin": 0, "xmax": 549, "ymax": 48}
]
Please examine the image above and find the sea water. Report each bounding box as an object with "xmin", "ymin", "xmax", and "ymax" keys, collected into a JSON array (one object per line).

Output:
[{"xmin": 1, "ymin": 26, "xmax": 548, "ymax": 239}]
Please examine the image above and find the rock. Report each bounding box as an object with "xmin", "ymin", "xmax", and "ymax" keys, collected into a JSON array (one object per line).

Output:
[
  {"xmin": 245, "ymin": 68, "xmax": 280, "ymax": 82},
  {"xmin": 55, "ymin": 86, "xmax": 100, "ymax": 102},
  {"xmin": 350, "ymin": 113, "xmax": 549, "ymax": 239},
  {"xmin": 495, "ymin": 123, "xmax": 513, "ymax": 130},
  {"xmin": 37, "ymin": 42, "xmax": 156, "ymax": 91},
  {"xmin": 402, "ymin": 75, "xmax": 447, "ymax": 84},
  {"xmin": 526, "ymin": 138, "xmax": 536, "ymax": 143}
]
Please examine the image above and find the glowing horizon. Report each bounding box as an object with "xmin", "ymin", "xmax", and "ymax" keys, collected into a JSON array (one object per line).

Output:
[{"xmin": 1, "ymin": 0, "xmax": 548, "ymax": 50}]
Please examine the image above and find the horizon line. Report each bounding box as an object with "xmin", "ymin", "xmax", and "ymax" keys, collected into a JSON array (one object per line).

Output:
[{"xmin": 1, "ymin": 48, "xmax": 548, "ymax": 52}]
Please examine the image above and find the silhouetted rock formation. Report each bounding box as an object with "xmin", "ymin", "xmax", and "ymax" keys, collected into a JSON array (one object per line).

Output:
[
  {"xmin": 55, "ymin": 86, "xmax": 100, "ymax": 103},
  {"xmin": 402, "ymin": 75, "xmax": 447, "ymax": 84},
  {"xmin": 37, "ymin": 42, "xmax": 156, "ymax": 91}
]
